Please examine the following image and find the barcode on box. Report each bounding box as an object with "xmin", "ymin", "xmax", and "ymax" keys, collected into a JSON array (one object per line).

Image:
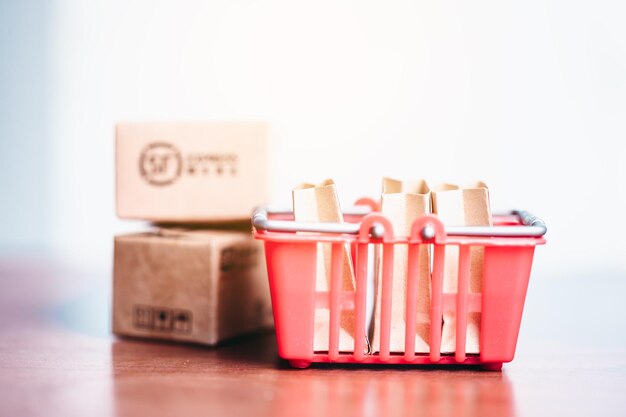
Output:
[{"xmin": 133, "ymin": 305, "xmax": 193, "ymax": 333}]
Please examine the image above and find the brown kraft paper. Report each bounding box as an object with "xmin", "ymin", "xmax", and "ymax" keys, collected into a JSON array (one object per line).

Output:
[
  {"xmin": 372, "ymin": 178, "xmax": 431, "ymax": 353},
  {"xmin": 431, "ymin": 182, "xmax": 491, "ymax": 354},
  {"xmin": 292, "ymin": 180, "xmax": 357, "ymax": 352}
]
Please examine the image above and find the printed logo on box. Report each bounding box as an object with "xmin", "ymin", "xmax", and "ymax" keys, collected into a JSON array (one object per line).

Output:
[
  {"xmin": 139, "ymin": 142, "xmax": 183, "ymax": 186},
  {"xmin": 139, "ymin": 141, "xmax": 239, "ymax": 186},
  {"xmin": 134, "ymin": 305, "xmax": 192, "ymax": 333}
]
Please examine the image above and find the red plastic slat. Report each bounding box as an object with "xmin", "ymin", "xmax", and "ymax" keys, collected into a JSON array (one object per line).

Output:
[
  {"xmin": 379, "ymin": 243, "xmax": 395, "ymax": 360},
  {"xmin": 315, "ymin": 292, "xmax": 355, "ymax": 310},
  {"xmin": 442, "ymin": 293, "xmax": 481, "ymax": 312},
  {"xmin": 354, "ymin": 243, "xmax": 369, "ymax": 360},
  {"xmin": 328, "ymin": 243, "xmax": 343, "ymax": 360},
  {"xmin": 404, "ymin": 243, "xmax": 420, "ymax": 361},
  {"xmin": 455, "ymin": 245, "xmax": 470, "ymax": 362},
  {"xmin": 430, "ymin": 244, "xmax": 445, "ymax": 361}
]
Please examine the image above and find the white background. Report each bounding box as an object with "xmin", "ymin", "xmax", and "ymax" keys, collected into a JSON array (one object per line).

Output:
[{"xmin": 1, "ymin": 0, "xmax": 625, "ymax": 275}]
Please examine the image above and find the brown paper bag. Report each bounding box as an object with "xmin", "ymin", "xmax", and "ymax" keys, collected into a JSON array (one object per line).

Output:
[
  {"xmin": 432, "ymin": 182, "xmax": 491, "ymax": 354},
  {"xmin": 372, "ymin": 178, "xmax": 431, "ymax": 353},
  {"xmin": 292, "ymin": 180, "xmax": 357, "ymax": 352}
]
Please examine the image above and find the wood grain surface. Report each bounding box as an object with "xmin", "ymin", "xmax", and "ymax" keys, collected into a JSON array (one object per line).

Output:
[{"xmin": 0, "ymin": 255, "xmax": 624, "ymax": 417}]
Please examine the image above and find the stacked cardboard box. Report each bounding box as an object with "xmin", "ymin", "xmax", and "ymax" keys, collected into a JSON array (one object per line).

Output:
[{"xmin": 112, "ymin": 122, "xmax": 273, "ymax": 345}]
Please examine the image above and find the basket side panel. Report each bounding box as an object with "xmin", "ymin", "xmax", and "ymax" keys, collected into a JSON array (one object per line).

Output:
[
  {"xmin": 480, "ymin": 245, "xmax": 535, "ymax": 363},
  {"xmin": 264, "ymin": 240, "xmax": 317, "ymax": 361}
]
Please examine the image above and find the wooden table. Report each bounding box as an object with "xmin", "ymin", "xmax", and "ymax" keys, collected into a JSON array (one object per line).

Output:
[{"xmin": 0, "ymin": 255, "xmax": 624, "ymax": 417}]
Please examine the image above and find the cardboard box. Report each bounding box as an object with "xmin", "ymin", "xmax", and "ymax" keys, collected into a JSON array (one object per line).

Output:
[
  {"xmin": 113, "ymin": 228, "xmax": 273, "ymax": 345},
  {"xmin": 116, "ymin": 122, "xmax": 269, "ymax": 222}
]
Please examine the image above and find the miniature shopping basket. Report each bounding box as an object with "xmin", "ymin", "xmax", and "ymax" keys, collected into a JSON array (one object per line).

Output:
[{"xmin": 252, "ymin": 198, "xmax": 546, "ymax": 370}]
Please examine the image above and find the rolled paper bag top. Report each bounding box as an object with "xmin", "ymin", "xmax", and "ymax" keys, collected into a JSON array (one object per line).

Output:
[
  {"xmin": 432, "ymin": 181, "xmax": 492, "ymax": 354},
  {"xmin": 292, "ymin": 180, "xmax": 358, "ymax": 352},
  {"xmin": 372, "ymin": 177, "xmax": 431, "ymax": 353}
]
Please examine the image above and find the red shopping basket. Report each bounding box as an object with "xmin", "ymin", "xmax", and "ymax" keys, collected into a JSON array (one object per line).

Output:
[{"xmin": 252, "ymin": 198, "xmax": 546, "ymax": 370}]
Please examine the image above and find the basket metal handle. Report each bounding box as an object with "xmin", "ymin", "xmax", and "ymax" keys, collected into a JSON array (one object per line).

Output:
[{"xmin": 251, "ymin": 206, "xmax": 547, "ymax": 238}]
